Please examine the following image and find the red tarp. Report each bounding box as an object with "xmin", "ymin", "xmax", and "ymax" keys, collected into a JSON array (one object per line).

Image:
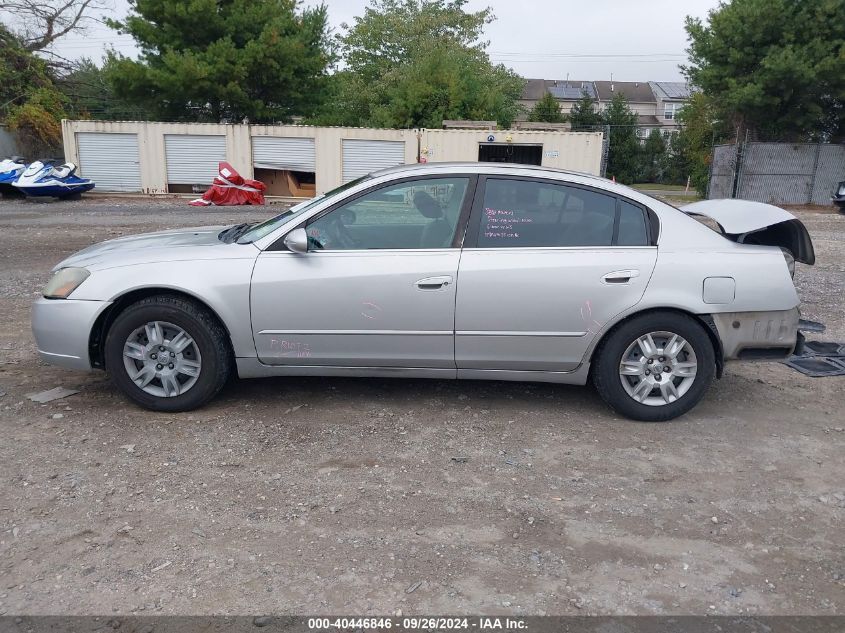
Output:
[{"xmin": 189, "ymin": 162, "xmax": 266, "ymax": 206}]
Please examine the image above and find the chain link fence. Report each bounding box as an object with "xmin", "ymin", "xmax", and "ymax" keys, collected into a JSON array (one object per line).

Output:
[{"xmin": 708, "ymin": 142, "xmax": 845, "ymax": 205}]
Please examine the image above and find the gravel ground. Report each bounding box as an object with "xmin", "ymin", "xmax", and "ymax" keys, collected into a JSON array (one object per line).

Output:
[{"xmin": 0, "ymin": 196, "xmax": 843, "ymax": 616}]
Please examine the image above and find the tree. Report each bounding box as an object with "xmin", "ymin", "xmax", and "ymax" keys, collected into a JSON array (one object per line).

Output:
[
  {"xmin": 638, "ymin": 128, "xmax": 667, "ymax": 183},
  {"xmin": 602, "ymin": 92, "xmax": 639, "ymax": 184},
  {"xmin": 663, "ymin": 130, "xmax": 688, "ymax": 186},
  {"xmin": 0, "ymin": 25, "xmax": 66, "ymax": 156},
  {"xmin": 671, "ymin": 91, "xmax": 732, "ymax": 195},
  {"xmin": 6, "ymin": 86, "xmax": 67, "ymax": 156},
  {"xmin": 684, "ymin": 0, "xmax": 845, "ymax": 141},
  {"xmin": 58, "ymin": 58, "xmax": 151, "ymax": 120},
  {"xmin": 311, "ymin": 0, "xmax": 524, "ymax": 128},
  {"xmin": 0, "ymin": 0, "xmax": 108, "ymax": 51},
  {"xmin": 1, "ymin": 2, "xmax": 116, "ymax": 155},
  {"xmin": 104, "ymin": 0, "xmax": 333, "ymax": 123},
  {"xmin": 567, "ymin": 91, "xmax": 602, "ymax": 129},
  {"xmin": 528, "ymin": 91, "xmax": 563, "ymax": 123}
]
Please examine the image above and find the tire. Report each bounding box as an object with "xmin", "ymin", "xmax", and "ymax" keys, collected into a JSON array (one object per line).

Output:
[
  {"xmin": 591, "ymin": 311, "xmax": 716, "ymax": 422},
  {"xmin": 104, "ymin": 294, "xmax": 232, "ymax": 412}
]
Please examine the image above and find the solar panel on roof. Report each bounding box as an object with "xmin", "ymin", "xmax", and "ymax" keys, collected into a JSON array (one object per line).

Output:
[
  {"xmin": 548, "ymin": 83, "xmax": 596, "ymax": 99},
  {"xmin": 655, "ymin": 82, "xmax": 691, "ymax": 99}
]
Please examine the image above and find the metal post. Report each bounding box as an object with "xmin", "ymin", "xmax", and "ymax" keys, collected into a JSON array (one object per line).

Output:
[
  {"xmin": 731, "ymin": 129, "xmax": 749, "ymax": 199},
  {"xmin": 730, "ymin": 142, "xmax": 742, "ymax": 199},
  {"xmin": 705, "ymin": 134, "xmax": 716, "ymax": 199},
  {"xmin": 808, "ymin": 142, "xmax": 822, "ymax": 205},
  {"xmin": 599, "ymin": 124, "xmax": 610, "ymax": 178}
]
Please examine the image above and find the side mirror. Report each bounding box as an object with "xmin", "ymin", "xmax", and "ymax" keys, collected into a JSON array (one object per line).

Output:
[{"xmin": 283, "ymin": 228, "xmax": 308, "ymax": 254}]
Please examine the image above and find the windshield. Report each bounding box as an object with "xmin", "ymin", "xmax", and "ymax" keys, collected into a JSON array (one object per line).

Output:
[{"xmin": 237, "ymin": 176, "xmax": 370, "ymax": 243}]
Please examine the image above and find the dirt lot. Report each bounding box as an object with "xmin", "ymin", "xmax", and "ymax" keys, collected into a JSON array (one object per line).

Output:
[{"xmin": 0, "ymin": 196, "xmax": 843, "ymax": 616}]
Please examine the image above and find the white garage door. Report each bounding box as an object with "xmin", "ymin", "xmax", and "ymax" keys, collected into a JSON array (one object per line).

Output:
[
  {"xmin": 252, "ymin": 136, "xmax": 315, "ymax": 172},
  {"xmin": 342, "ymin": 139, "xmax": 405, "ymax": 182},
  {"xmin": 164, "ymin": 134, "xmax": 226, "ymax": 184},
  {"xmin": 76, "ymin": 132, "xmax": 141, "ymax": 192}
]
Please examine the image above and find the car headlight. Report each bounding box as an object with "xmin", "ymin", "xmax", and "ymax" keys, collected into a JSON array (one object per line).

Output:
[
  {"xmin": 780, "ymin": 248, "xmax": 795, "ymax": 278},
  {"xmin": 43, "ymin": 267, "xmax": 90, "ymax": 299}
]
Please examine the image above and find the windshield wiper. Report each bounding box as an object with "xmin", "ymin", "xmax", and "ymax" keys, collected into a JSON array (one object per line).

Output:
[{"xmin": 218, "ymin": 222, "xmax": 253, "ymax": 243}]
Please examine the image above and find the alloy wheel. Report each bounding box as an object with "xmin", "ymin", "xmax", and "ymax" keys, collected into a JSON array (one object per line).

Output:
[
  {"xmin": 618, "ymin": 331, "xmax": 698, "ymax": 407},
  {"xmin": 122, "ymin": 320, "xmax": 202, "ymax": 398}
]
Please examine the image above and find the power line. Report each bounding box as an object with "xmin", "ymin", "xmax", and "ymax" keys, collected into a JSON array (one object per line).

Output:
[
  {"xmin": 489, "ymin": 51, "xmax": 686, "ymax": 58},
  {"xmin": 492, "ymin": 58, "xmax": 685, "ymax": 64}
]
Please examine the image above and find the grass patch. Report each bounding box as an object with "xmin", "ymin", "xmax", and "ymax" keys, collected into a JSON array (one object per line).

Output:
[
  {"xmin": 660, "ymin": 194, "xmax": 702, "ymax": 205},
  {"xmin": 631, "ymin": 183, "xmax": 689, "ymax": 191}
]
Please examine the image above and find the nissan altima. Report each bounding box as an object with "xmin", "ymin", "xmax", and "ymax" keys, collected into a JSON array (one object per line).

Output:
[{"xmin": 32, "ymin": 163, "xmax": 816, "ymax": 421}]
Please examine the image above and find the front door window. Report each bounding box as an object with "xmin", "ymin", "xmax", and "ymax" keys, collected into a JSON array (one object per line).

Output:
[{"xmin": 306, "ymin": 178, "xmax": 470, "ymax": 250}]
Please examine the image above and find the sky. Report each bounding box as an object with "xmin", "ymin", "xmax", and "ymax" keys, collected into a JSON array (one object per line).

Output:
[{"xmin": 46, "ymin": 0, "xmax": 720, "ymax": 82}]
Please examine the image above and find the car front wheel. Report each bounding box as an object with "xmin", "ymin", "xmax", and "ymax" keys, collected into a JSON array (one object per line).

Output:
[
  {"xmin": 104, "ymin": 295, "xmax": 231, "ymax": 412},
  {"xmin": 592, "ymin": 312, "xmax": 716, "ymax": 421}
]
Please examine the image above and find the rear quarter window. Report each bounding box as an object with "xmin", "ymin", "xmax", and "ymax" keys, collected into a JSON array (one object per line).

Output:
[{"xmin": 617, "ymin": 200, "xmax": 650, "ymax": 246}]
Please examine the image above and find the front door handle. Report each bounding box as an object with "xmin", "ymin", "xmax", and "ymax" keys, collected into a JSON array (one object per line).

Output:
[
  {"xmin": 415, "ymin": 275, "xmax": 453, "ymax": 290},
  {"xmin": 602, "ymin": 269, "xmax": 640, "ymax": 284}
]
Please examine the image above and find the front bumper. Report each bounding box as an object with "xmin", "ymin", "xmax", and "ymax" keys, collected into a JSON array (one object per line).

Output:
[
  {"xmin": 32, "ymin": 297, "xmax": 111, "ymax": 370},
  {"xmin": 712, "ymin": 308, "xmax": 801, "ymax": 361}
]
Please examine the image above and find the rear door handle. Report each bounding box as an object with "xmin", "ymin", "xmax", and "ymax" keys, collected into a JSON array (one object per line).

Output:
[
  {"xmin": 602, "ymin": 269, "xmax": 640, "ymax": 284},
  {"xmin": 415, "ymin": 275, "xmax": 453, "ymax": 290}
]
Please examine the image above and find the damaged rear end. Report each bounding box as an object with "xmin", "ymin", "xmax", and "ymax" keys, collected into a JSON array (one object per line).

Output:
[
  {"xmin": 682, "ymin": 199, "xmax": 815, "ymax": 267},
  {"xmin": 681, "ymin": 199, "xmax": 819, "ymax": 361}
]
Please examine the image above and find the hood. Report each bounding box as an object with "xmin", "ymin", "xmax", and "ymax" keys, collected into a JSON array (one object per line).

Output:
[
  {"xmin": 682, "ymin": 199, "xmax": 815, "ymax": 265},
  {"xmin": 56, "ymin": 225, "xmax": 235, "ymax": 270}
]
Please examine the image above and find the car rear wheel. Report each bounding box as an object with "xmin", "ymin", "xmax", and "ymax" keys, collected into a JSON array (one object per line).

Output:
[
  {"xmin": 592, "ymin": 312, "xmax": 716, "ymax": 421},
  {"xmin": 104, "ymin": 295, "xmax": 231, "ymax": 412}
]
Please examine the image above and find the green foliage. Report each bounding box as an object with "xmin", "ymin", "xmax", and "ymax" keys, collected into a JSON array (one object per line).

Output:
[
  {"xmin": 685, "ymin": 0, "xmax": 845, "ymax": 141},
  {"xmin": 7, "ymin": 87, "xmax": 67, "ymax": 156},
  {"xmin": 567, "ymin": 91, "xmax": 602, "ymax": 129},
  {"xmin": 638, "ymin": 128, "xmax": 667, "ymax": 183},
  {"xmin": 58, "ymin": 58, "xmax": 151, "ymax": 120},
  {"xmin": 0, "ymin": 25, "xmax": 51, "ymax": 115},
  {"xmin": 565, "ymin": 91, "xmax": 642, "ymax": 184},
  {"xmin": 0, "ymin": 26, "xmax": 65, "ymax": 156},
  {"xmin": 671, "ymin": 92, "xmax": 732, "ymax": 195},
  {"xmin": 602, "ymin": 93, "xmax": 639, "ymax": 184},
  {"xmin": 528, "ymin": 91, "xmax": 564, "ymax": 123},
  {"xmin": 103, "ymin": 0, "xmax": 333, "ymax": 123},
  {"xmin": 342, "ymin": 0, "xmax": 488, "ymax": 77},
  {"xmin": 663, "ymin": 131, "xmax": 688, "ymax": 186},
  {"xmin": 310, "ymin": 0, "xmax": 524, "ymax": 128}
]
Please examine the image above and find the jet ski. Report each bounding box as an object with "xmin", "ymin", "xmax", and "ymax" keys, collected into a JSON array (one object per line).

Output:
[
  {"xmin": 0, "ymin": 156, "xmax": 27, "ymax": 196},
  {"xmin": 13, "ymin": 160, "xmax": 95, "ymax": 198}
]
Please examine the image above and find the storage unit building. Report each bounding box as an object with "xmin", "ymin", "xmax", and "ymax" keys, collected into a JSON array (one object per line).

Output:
[
  {"xmin": 341, "ymin": 139, "xmax": 406, "ymax": 182},
  {"xmin": 420, "ymin": 129, "xmax": 604, "ymax": 175},
  {"xmin": 76, "ymin": 132, "xmax": 142, "ymax": 192},
  {"xmin": 61, "ymin": 120, "xmax": 604, "ymax": 196},
  {"xmin": 252, "ymin": 136, "xmax": 316, "ymax": 172},
  {"xmin": 164, "ymin": 134, "xmax": 226, "ymax": 189},
  {"xmin": 252, "ymin": 136, "xmax": 317, "ymax": 197}
]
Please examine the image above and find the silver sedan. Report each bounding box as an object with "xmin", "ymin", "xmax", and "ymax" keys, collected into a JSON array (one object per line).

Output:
[{"xmin": 32, "ymin": 163, "xmax": 815, "ymax": 421}]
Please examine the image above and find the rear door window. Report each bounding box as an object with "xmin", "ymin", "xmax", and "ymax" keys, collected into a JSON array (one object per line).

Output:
[{"xmin": 475, "ymin": 178, "xmax": 650, "ymax": 248}]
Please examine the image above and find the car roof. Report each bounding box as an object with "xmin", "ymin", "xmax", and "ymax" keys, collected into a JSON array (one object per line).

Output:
[{"xmin": 370, "ymin": 161, "xmax": 611, "ymax": 185}]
